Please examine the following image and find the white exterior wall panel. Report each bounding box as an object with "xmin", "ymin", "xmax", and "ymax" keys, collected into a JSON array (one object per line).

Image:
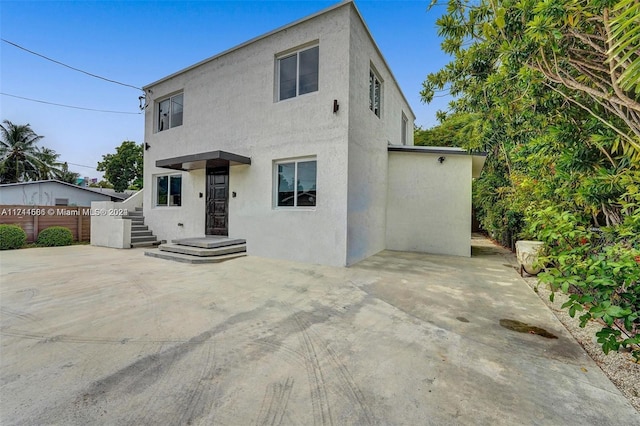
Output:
[
  {"xmin": 345, "ymin": 8, "xmax": 416, "ymax": 265},
  {"xmin": 386, "ymin": 152, "xmax": 472, "ymax": 257},
  {"xmin": 143, "ymin": 5, "xmax": 351, "ymax": 266}
]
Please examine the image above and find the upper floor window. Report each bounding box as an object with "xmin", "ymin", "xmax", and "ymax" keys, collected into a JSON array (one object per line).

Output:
[
  {"xmin": 275, "ymin": 158, "xmax": 317, "ymax": 208},
  {"xmin": 369, "ymin": 68, "xmax": 381, "ymax": 117},
  {"xmin": 401, "ymin": 112, "xmax": 408, "ymax": 145},
  {"xmin": 157, "ymin": 93, "xmax": 183, "ymax": 132},
  {"xmin": 277, "ymin": 45, "xmax": 319, "ymax": 101}
]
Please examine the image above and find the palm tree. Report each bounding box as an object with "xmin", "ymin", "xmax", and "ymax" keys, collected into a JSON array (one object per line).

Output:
[
  {"xmin": 35, "ymin": 147, "xmax": 63, "ymax": 180},
  {"xmin": 55, "ymin": 162, "xmax": 80, "ymax": 184},
  {"xmin": 0, "ymin": 120, "xmax": 45, "ymax": 183}
]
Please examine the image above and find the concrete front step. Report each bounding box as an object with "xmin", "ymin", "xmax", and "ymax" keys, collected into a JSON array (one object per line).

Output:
[
  {"xmin": 132, "ymin": 235, "xmax": 158, "ymax": 243},
  {"xmin": 132, "ymin": 225, "xmax": 149, "ymax": 231},
  {"xmin": 132, "ymin": 230, "xmax": 153, "ymax": 237},
  {"xmin": 132, "ymin": 241, "xmax": 161, "ymax": 248},
  {"xmin": 171, "ymin": 237, "xmax": 247, "ymax": 249},
  {"xmin": 144, "ymin": 249, "xmax": 246, "ymax": 264},
  {"xmin": 159, "ymin": 243, "xmax": 246, "ymax": 257}
]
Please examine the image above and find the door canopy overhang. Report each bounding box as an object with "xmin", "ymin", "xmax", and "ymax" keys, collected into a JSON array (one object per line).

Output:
[{"xmin": 156, "ymin": 150, "xmax": 251, "ymax": 171}]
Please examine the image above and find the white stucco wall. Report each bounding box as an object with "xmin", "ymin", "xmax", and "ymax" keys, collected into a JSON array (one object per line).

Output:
[
  {"xmin": 345, "ymin": 7, "xmax": 416, "ymax": 265},
  {"xmin": 0, "ymin": 182, "xmax": 114, "ymax": 206},
  {"xmin": 386, "ymin": 151, "xmax": 473, "ymax": 257},
  {"xmin": 90, "ymin": 201, "xmax": 131, "ymax": 249},
  {"xmin": 143, "ymin": 4, "xmax": 352, "ymax": 265}
]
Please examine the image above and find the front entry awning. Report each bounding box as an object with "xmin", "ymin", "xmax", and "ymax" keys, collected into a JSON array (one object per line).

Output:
[{"xmin": 156, "ymin": 150, "xmax": 251, "ymax": 171}]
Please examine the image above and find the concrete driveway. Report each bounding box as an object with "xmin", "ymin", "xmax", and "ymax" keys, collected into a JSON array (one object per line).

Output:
[{"xmin": 1, "ymin": 236, "xmax": 637, "ymax": 425}]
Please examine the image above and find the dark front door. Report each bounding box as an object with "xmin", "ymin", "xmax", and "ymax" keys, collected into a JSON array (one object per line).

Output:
[{"xmin": 206, "ymin": 166, "xmax": 229, "ymax": 236}]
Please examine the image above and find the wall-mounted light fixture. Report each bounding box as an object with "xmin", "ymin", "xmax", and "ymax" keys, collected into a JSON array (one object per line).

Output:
[
  {"xmin": 145, "ymin": 143, "xmax": 151, "ymax": 151},
  {"xmin": 333, "ymin": 99, "xmax": 339, "ymax": 114},
  {"xmin": 438, "ymin": 156, "xmax": 446, "ymax": 164}
]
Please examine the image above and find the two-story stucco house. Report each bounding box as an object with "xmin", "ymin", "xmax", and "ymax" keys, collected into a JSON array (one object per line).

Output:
[{"xmin": 140, "ymin": 0, "xmax": 485, "ymax": 266}]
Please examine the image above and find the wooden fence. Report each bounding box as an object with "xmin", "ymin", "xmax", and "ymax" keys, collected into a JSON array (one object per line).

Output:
[{"xmin": 0, "ymin": 205, "xmax": 91, "ymax": 242}]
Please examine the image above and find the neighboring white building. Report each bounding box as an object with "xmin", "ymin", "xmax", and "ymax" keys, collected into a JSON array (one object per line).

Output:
[
  {"xmin": 0, "ymin": 180, "xmax": 128, "ymax": 207},
  {"xmin": 142, "ymin": 0, "xmax": 485, "ymax": 266}
]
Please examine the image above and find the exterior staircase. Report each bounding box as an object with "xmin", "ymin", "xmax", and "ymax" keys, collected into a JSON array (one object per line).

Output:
[
  {"xmin": 144, "ymin": 237, "xmax": 246, "ymax": 264},
  {"xmin": 124, "ymin": 207, "xmax": 160, "ymax": 248}
]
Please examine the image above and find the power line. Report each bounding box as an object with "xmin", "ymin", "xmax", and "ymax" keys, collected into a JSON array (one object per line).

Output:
[
  {"xmin": 1, "ymin": 92, "xmax": 142, "ymax": 115},
  {"xmin": 1, "ymin": 38, "xmax": 143, "ymax": 91},
  {"xmin": 67, "ymin": 162, "xmax": 97, "ymax": 169}
]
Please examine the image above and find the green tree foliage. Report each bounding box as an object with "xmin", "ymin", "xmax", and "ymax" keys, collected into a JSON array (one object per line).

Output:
[
  {"xmin": 56, "ymin": 162, "xmax": 80, "ymax": 184},
  {"xmin": 415, "ymin": 113, "xmax": 484, "ymax": 148},
  {"xmin": 88, "ymin": 179, "xmax": 114, "ymax": 189},
  {"xmin": 0, "ymin": 120, "xmax": 77, "ymax": 184},
  {"xmin": 0, "ymin": 120, "xmax": 45, "ymax": 183},
  {"xmin": 608, "ymin": 0, "xmax": 640, "ymax": 94},
  {"xmin": 96, "ymin": 141, "xmax": 143, "ymax": 192},
  {"xmin": 424, "ymin": 0, "xmax": 639, "ymax": 358}
]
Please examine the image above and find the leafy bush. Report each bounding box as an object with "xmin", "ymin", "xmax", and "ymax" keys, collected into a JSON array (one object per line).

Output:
[
  {"xmin": 0, "ymin": 224, "xmax": 27, "ymax": 250},
  {"xmin": 36, "ymin": 226, "xmax": 74, "ymax": 247},
  {"xmin": 529, "ymin": 204, "xmax": 640, "ymax": 361}
]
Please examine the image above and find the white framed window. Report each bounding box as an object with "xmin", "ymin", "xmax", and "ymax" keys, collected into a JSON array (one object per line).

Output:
[
  {"xmin": 277, "ymin": 45, "xmax": 319, "ymax": 101},
  {"xmin": 55, "ymin": 198, "xmax": 68, "ymax": 206},
  {"xmin": 156, "ymin": 174, "xmax": 182, "ymax": 207},
  {"xmin": 401, "ymin": 112, "xmax": 408, "ymax": 145},
  {"xmin": 157, "ymin": 93, "xmax": 183, "ymax": 132},
  {"xmin": 369, "ymin": 68, "xmax": 382, "ymax": 117},
  {"xmin": 274, "ymin": 158, "xmax": 317, "ymax": 208}
]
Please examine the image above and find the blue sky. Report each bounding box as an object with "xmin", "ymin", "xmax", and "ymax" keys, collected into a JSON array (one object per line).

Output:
[{"xmin": 1, "ymin": 0, "xmax": 452, "ymax": 179}]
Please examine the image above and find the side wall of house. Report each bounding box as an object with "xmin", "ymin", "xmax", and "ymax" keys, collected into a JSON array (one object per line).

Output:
[
  {"xmin": 143, "ymin": 5, "xmax": 351, "ymax": 266},
  {"xmin": 346, "ymin": 8, "xmax": 416, "ymax": 265},
  {"xmin": 386, "ymin": 152, "xmax": 472, "ymax": 257},
  {"xmin": 0, "ymin": 182, "xmax": 112, "ymax": 206}
]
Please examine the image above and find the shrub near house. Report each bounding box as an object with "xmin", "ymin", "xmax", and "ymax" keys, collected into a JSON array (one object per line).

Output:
[
  {"xmin": 0, "ymin": 224, "xmax": 27, "ymax": 250},
  {"xmin": 36, "ymin": 226, "xmax": 73, "ymax": 247}
]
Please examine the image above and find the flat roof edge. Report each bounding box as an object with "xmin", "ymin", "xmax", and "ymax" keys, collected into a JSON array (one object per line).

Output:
[
  {"xmin": 143, "ymin": 1, "xmax": 350, "ymax": 90},
  {"xmin": 388, "ymin": 146, "xmax": 488, "ymax": 157}
]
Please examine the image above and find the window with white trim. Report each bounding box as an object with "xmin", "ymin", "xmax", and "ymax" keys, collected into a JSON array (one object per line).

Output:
[
  {"xmin": 274, "ymin": 158, "xmax": 317, "ymax": 207},
  {"xmin": 401, "ymin": 112, "xmax": 408, "ymax": 145},
  {"xmin": 369, "ymin": 68, "xmax": 381, "ymax": 117},
  {"xmin": 156, "ymin": 174, "xmax": 182, "ymax": 206},
  {"xmin": 277, "ymin": 45, "xmax": 319, "ymax": 101},
  {"xmin": 157, "ymin": 93, "xmax": 183, "ymax": 132}
]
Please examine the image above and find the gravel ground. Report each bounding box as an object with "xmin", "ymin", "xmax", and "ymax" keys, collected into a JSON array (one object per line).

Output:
[{"xmin": 520, "ymin": 273, "xmax": 640, "ymax": 413}]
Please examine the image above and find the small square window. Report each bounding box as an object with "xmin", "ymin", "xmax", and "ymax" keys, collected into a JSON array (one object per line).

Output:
[
  {"xmin": 156, "ymin": 174, "xmax": 182, "ymax": 206},
  {"xmin": 157, "ymin": 93, "xmax": 183, "ymax": 132},
  {"xmin": 275, "ymin": 158, "xmax": 317, "ymax": 208},
  {"xmin": 277, "ymin": 45, "xmax": 319, "ymax": 101}
]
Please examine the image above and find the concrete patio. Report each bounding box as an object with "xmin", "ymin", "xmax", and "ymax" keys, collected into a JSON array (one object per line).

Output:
[{"xmin": 0, "ymin": 235, "xmax": 637, "ymax": 425}]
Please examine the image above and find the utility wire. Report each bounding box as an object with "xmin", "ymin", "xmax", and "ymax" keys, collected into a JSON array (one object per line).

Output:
[
  {"xmin": 1, "ymin": 38, "xmax": 143, "ymax": 91},
  {"xmin": 67, "ymin": 162, "xmax": 97, "ymax": 169},
  {"xmin": 1, "ymin": 92, "xmax": 142, "ymax": 115}
]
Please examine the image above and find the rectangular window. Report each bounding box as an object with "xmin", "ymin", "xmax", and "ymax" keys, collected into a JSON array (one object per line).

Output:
[
  {"xmin": 55, "ymin": 198, "xmax": 68, "ymax": 206},
  {"xmin": 277, "ymin": 45, "xmax": 319, "ymax": 101},
  {"xmin": 157, "ymin": 93, "xmax": 183, "ymax": 132},
  {"xmin": 369, "ymin": 69, "xmax": 381, "ymax": 117},
  {"xmin": 401, "ymin": 112, "xmax": 408, "ymax": 145},
  {"xmin": 156, "ymin": 174, "xmax": 182, "ymax": 206},
  {"xmin": 275, "ymin": 159, "xmax": 317, "ymax": 208}
]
